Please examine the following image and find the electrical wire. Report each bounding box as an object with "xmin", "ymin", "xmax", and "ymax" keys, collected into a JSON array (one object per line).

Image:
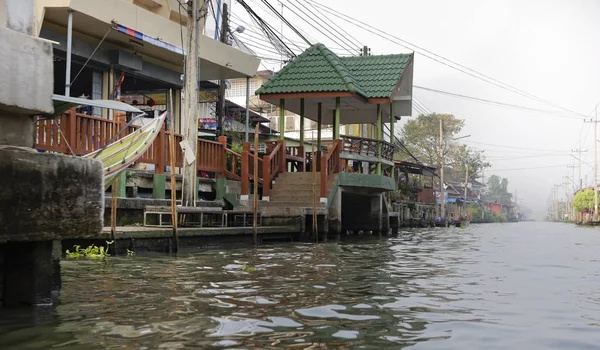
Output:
[
  {"xmin": 258, "ymin": 0, "xmax": 311, "ymax": 46},
  {"xmin": 415, "ymin": 86, "xmax": 586, "ymax": 120},
  {"xmin": 462, "ymin": 140, "xmax": 571, "ymax": 153},
  {"xmin": 282, "ymin": 0, "xmax": 357, "ymax": 55},
  {"xmin": 305, "ymin": 0, "xmax": 587, "ymax": 119}
]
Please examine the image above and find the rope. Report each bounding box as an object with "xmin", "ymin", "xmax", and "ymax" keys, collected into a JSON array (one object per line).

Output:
[{"xmin": 52, "ymin": 119, "xmax": 75, "ymax": 155}]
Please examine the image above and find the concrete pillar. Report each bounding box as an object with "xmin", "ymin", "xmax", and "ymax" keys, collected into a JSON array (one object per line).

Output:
[
  {"xmin": 51, "ymin": 240, "xmax": 62, "ymax": 293},
  {"xmin": 152, "ymin": 174, "xmax": 166, "ymax": 199},
  {"xmin": 3, "ymin": 241, "xmax": 53, "ymax": 306},
  {"xmin": 0, "ymin": 3, "xmax": 104, "ymax": 307},
  {"xmin": 116, "ymin": 171, "xmax": 127, "ymax": 197},
  {"xmin": 317, "ymin": 103, "xmax": 322, "ymax": 150},
  {"xmin": 376, "ymin": 104, "xmax": 382, "ymax": 175},
  {"xmin": 299, "ymin": 98, "xmax": 305, "ymax": 148},
  {"xmin": 333, "ymin": 97, "xmax": 341, "ymax": 140},
  {"xmin": 328, "ymin": 188, "xmax": 342, "ymax": 240},
  {"xmin": 279, "ymin": 99, "xmax": 285, "ymax": 140}
]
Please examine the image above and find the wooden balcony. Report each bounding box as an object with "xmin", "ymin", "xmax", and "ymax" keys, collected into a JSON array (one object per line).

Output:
[{"xmin": 35, "ymin": 111, "xmax": 397, "ymax": 201}]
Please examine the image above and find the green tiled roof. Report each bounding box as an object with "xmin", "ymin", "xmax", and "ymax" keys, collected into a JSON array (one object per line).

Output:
[
  {"xmin": 255, "ymin": 43, "xmax": 365, "ymax": 96},
  {"xmin": 256, "ymin": 43, "xmax": 413, "ymax": 100},
  {"xmin": 341, "ymin": 54, "xmax": 412, "ymax": 98}
]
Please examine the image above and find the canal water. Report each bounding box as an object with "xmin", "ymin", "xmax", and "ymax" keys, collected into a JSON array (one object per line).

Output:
[{"xmin": 1, "ymin": 222, "xmax": 600, "ymax": 349}]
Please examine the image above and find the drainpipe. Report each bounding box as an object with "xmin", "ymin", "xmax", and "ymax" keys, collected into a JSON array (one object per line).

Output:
[{"xmin": 65, "ymin": 10, "xmax": 73, "ymax": 96}]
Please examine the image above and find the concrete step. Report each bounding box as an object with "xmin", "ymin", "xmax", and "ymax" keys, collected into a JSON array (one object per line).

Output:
[
  {"xmin": 270, "ymin": 194, "xmax": 319, "ymax": 202},
  {"xmin": 276, "ymin": 172, "xmax": 321, "ymax": 179},
  {"xmin": 226, "ymin": 180, "xmax": 241, "ymax": 187},
  {"xmin": 273, "ymin": 177, "xmax": 322, "ymax": 186},
  {"xmin": 270, "ymin": 188, "xmax": 317, "ymax": 197},
  {"xmin": 260, "ymin": 200, "xmax": 325, "ymax": 208}
]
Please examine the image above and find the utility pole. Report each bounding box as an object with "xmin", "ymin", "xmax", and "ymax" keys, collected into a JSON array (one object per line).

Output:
[
  {"xmin": 216, "ymin": 2, "xmax": 229, "ymax": 136},
  {"xmin": 571, "ymin": 141, "xmax": 587, "ymax": 190},
  {"xmin": 585, "ymin": 113, "xmax": 598, "ymax": 220},
  {"xmin": 439, "ymin": 118, "xmax": 446, "ymax": 222},
  {"xmin": 182, "ymin": 0, "xmax": 201, "ymax": 207}
]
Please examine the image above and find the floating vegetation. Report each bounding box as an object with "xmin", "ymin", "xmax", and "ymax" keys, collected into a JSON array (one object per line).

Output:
[
  {"xmin": 66, "ymin": 241, "xmax": 114, "ymax": 259},
  {"xmin": 241, "ymin": 265, "xmax": 256, "ymax": 272}
]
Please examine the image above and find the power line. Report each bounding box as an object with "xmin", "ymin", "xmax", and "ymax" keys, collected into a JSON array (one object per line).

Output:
[
  {"xmin": 235, "ymin": 0, "xmax": 296, "ymax": 60},
  {"xmin": 414, "ymin": 86, "xmax": 586, "ymax": 120},
  {"xmin": 258, "ymin": 0, "xmax": 311, "ymax": 46},
  {"xmin": 305, "ymin": 0, "xmax": 587, "ymax": 119},
  {"xmin": 491, "ymin": 164, "xmax": 573, "ymax": 171},
  {"xmin": 463, "ymin": 140, "xmax": 571, "ymax": 153},
  {"xmin": 283, "ymin": 0, "xmax": 358, "ymax": 55}
]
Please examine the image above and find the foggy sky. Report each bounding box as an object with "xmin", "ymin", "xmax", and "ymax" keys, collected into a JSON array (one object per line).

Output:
[{"xmin": 232, "ymin": 0, "xmax": 600, "ymax": 219}]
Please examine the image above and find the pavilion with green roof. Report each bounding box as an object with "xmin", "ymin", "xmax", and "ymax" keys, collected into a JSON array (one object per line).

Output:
[{"xmin": 256, "ymin": 43, "xmax": 414, "ymax": 176}]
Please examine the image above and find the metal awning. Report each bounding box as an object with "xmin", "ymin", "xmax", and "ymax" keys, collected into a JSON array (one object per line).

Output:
[{"xmin": 49, "ymin": 94, "xmax": 143, "ymax": 118}]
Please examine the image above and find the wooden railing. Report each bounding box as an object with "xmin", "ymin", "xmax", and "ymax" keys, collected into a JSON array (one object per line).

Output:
[
  {"xmin": 225, "ymin": 148, "xmax": 241, "ymax": 180},
  {"xmin": 240, "ymin": 143, "xmax": 265, "ymax": 196},
  {"xmin": 35, "ymin": 110, "xmax": 238, "ymax": 180},
  {"xmin": 262, "ymin": 140, "xmax": 286, "ymax": 198},
  {"xmin": 340, "ymin": 135, "xmax": 395, "ymax": 162},
  {"xmin": 320, "ymin": 139, "xmax": 342, "ymax": 198},
  {"xmin": 35, "ymin": 110, "xmax": 122, "ymax": 156}
]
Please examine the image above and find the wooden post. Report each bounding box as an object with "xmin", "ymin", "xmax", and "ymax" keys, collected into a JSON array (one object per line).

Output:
[
  {"xmin": 253, "ymin": 123, "xmax": 259, "ymax": 245},
  {"xmin": 218, "ymin": 135, "xmax": 227, "ymax": 177},
  {"xmin": 320, "ymin": 153, "xmax": 327, "ymax": 198},
  {"xmin": 168, "ymin": 89, "xmax": 179, "ymax": 252},
  {"xmin": 390, "ymin": 103, "xmax": 395, "ymax": 181},
  {"xmin": 376, "ymin": 103, "xmax": 382, "ymax": 175},
  {"xmin": 110, "ymin": 177, "xmax": 117, "ymax": 244},
  {"xmin": 317, "ymin": 102, "xmax": 322, "ymax": 149},
  {"xmin": 155, "ymin": 127, "xmax": 166, "ymax": 174},
  {"xmin": 300, "ymin": 98, "xmax": 305, "ymax": 172},
  {"xmin": 312, "ymin": 138, "xmax": 318, "ymax": 242},
  {"xmin": 299, "ymin": 98, "xmax": 305, "ymax": 147},
  {"xmin": 279, "ymin": 140, "xmax": 286, "ymax": 173},
  {"xmin": 279, "ymin": 98, "xmax": 285, "ymax": 140},
  {"xmin": 262, "ymin": 151, "xmax": 270, "ymax": 199},
  {"xmin": 241, "ymin": 142, "xmax": 250, "ymax": 197},
  {"xmin": 68, "ymin": 110, "xmax": 77, "ymax": 154},
  {"xmin": 333, "ymin": 97, "xmax": 340, "ymax": 140}
]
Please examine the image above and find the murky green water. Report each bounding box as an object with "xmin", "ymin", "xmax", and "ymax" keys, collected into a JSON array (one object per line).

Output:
[{"xmin": 1, "ymin": 222, "xmax": 600, "ymax": 349}]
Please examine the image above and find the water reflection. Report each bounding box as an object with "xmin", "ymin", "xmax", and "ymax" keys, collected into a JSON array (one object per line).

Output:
[{"xmin": 1, "ymin": 223, "xmax": 600, "ymax": 348}]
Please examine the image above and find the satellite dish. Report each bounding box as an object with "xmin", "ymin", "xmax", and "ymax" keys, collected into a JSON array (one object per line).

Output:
[{"xmin": 225, "ymin": 80, "xmax": 232, "ymax": 89}]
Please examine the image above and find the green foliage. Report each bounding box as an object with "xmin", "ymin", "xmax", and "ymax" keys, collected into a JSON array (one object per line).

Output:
[
  {"xmin": 399, "ymin": 113, "xmax": 465, "ymax": 166},
  {"xmin": 127, "ymin": 249, "xmax": 135, "ymax": 257},
  {"xmin": 241, "ymin": 265, "xmax": 256, "ymax": 272},
  {"xmin": 573, "ymin": 189, "xmax": 594, "ymax": 212},
  {"xmin": 470, "ymin": 205, "xmax": 507, "ymax": 223},
  {"xmin": 454, "ymin": 145, "xmax": 490, "ymax": 183},
  {"xmin": 66, "ymin": 241, "xmax": 114, "ymax": 259},
  {"xmin": 486, "ymin": 175, "xmax": 513, "ymax": 205}
]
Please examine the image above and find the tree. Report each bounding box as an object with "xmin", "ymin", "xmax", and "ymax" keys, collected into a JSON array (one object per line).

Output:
[
  {"xmin": 399, "ymin": 113, "xmax": 465, "ymax": 167},
  {"xmin": 486, "ymin": 174, "xmax": 512, "ymax": 204},
  {"xmin": 453, "ymin": 145, "xmax": 490, "ymax": 184},
  {"xmin": 573, "ymin": 189, "xmax": 594, "ymax": 212}
]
